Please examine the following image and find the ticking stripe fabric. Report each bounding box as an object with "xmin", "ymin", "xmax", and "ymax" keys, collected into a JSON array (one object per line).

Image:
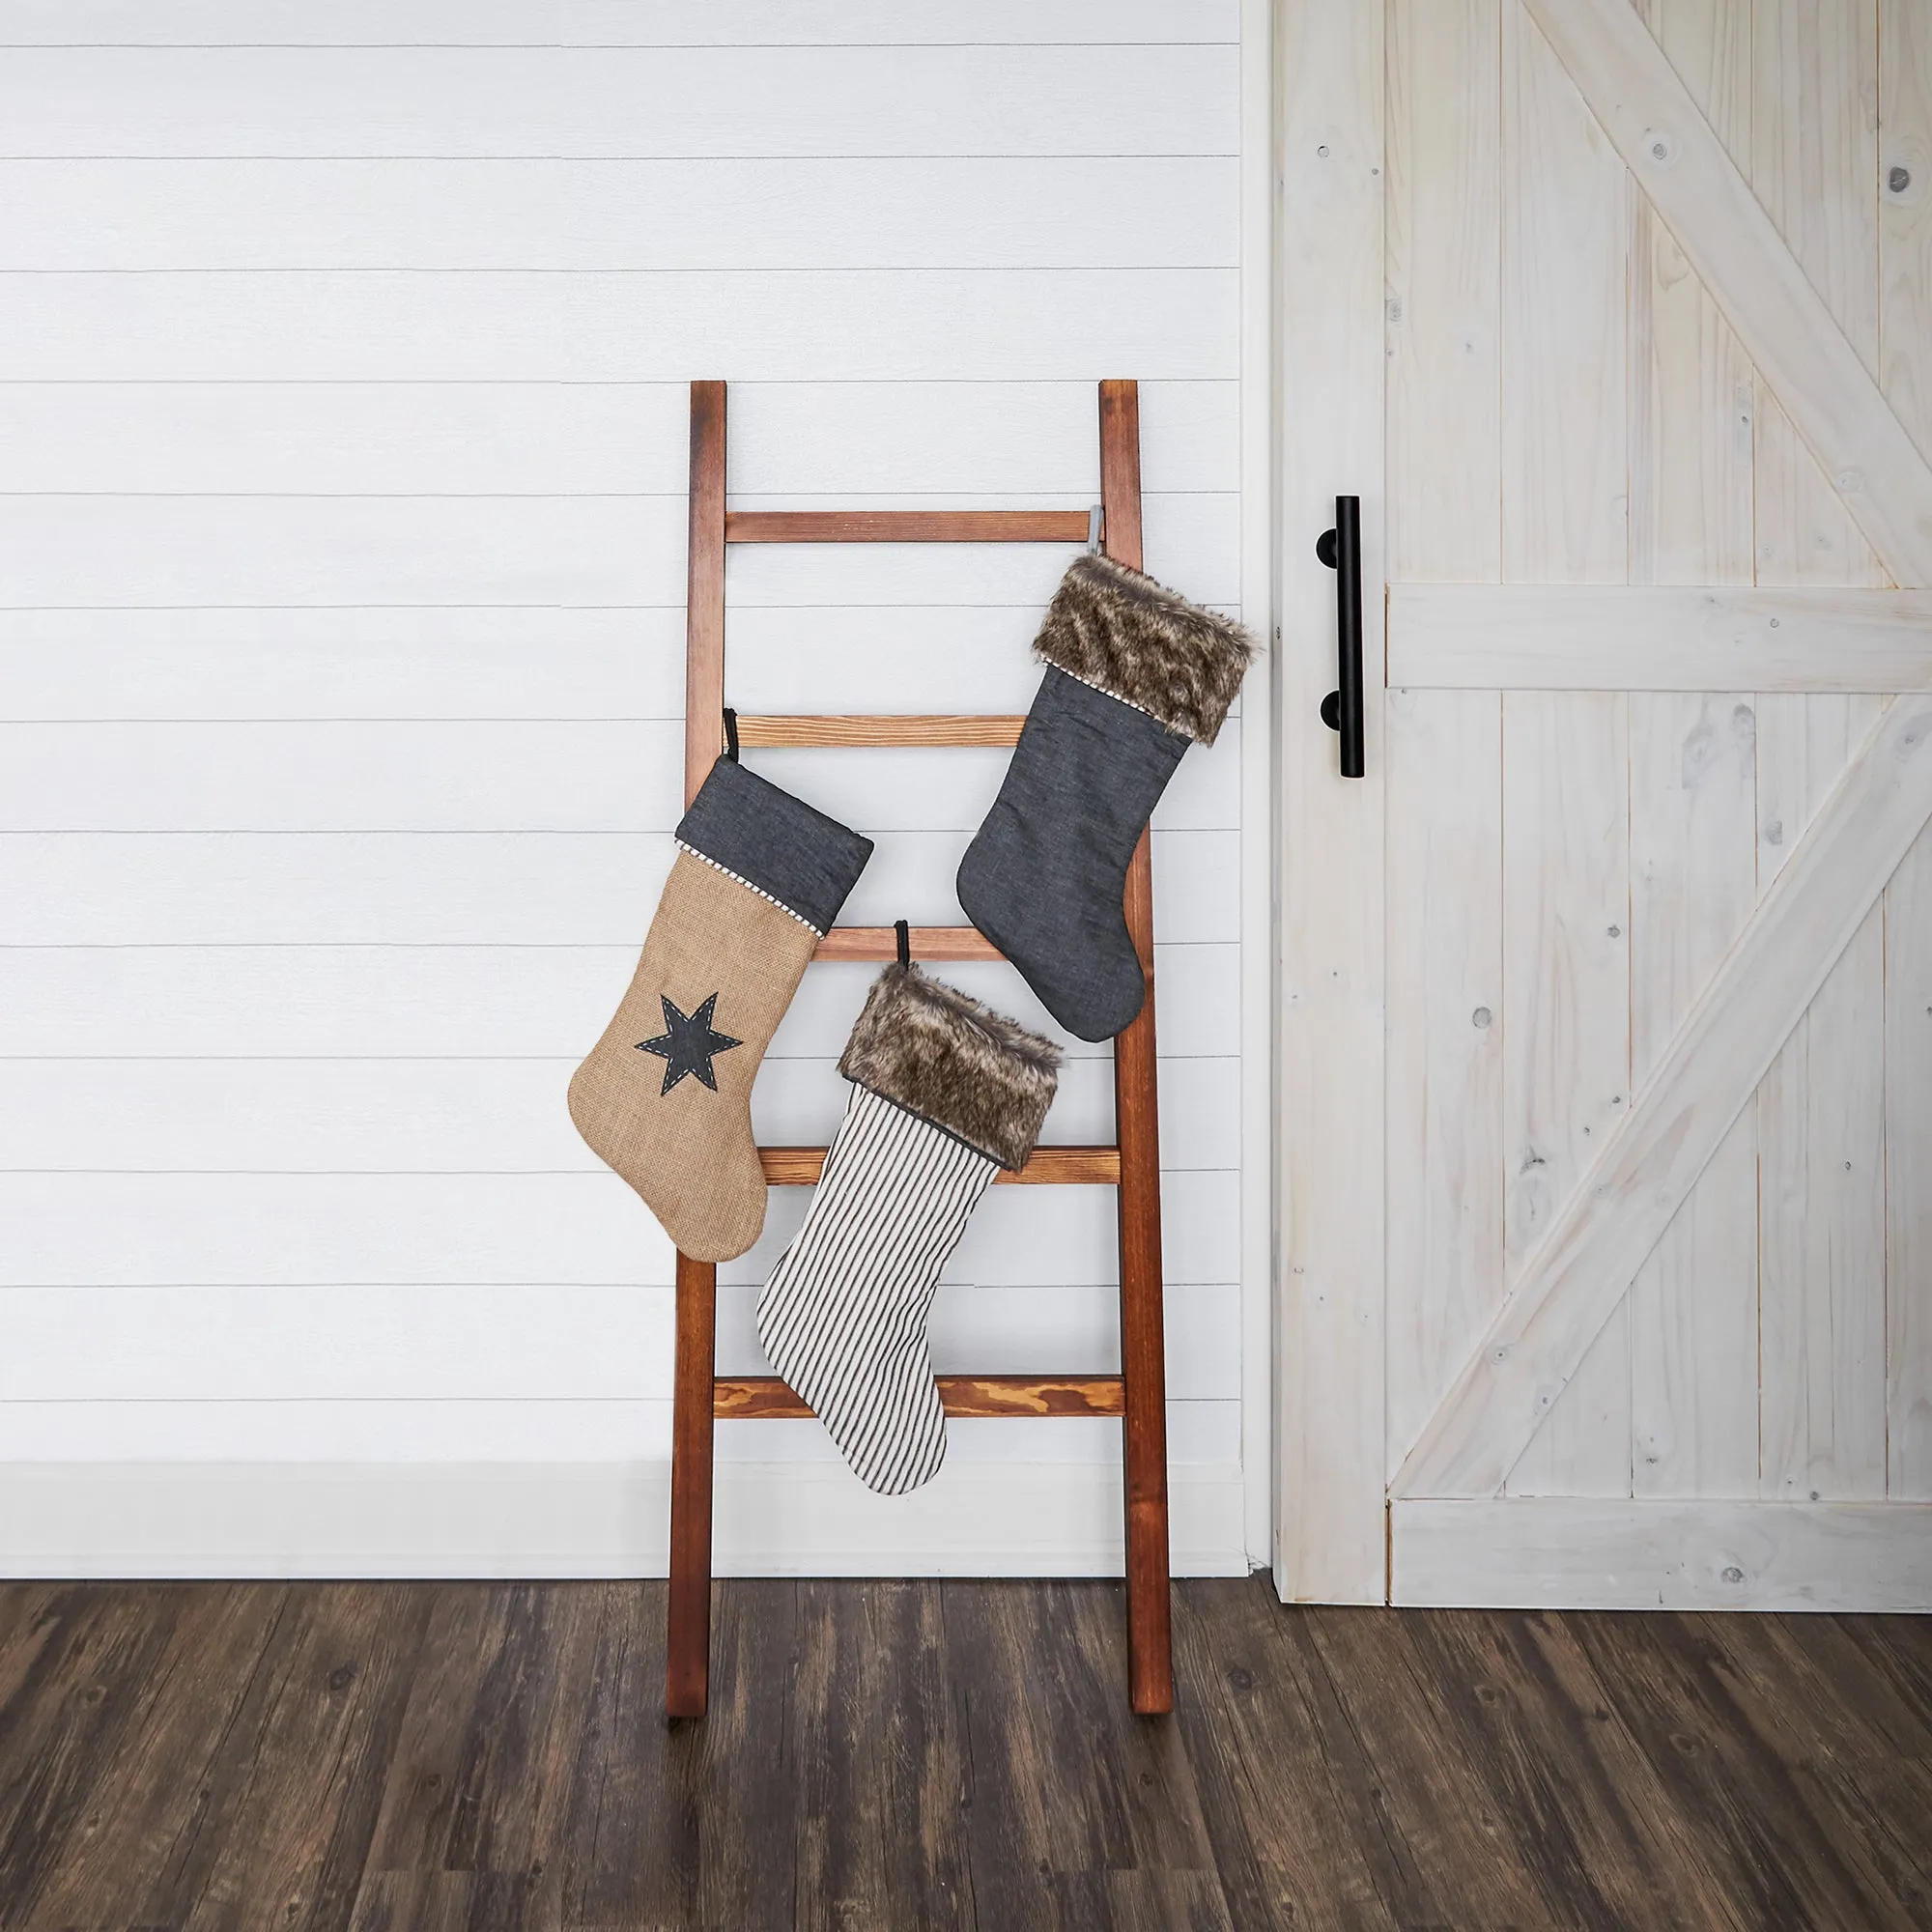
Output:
[{"xmin": 756, "ymin": 1084, "xmax": 999, "ymax": 1494}]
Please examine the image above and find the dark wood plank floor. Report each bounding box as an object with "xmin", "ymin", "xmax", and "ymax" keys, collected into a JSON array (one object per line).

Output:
[{"xmin": 0, "ymin": 1577, "xmax": 1927, "ymax": 1930}]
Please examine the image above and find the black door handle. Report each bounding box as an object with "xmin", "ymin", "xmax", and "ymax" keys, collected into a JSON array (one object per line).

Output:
[{"xmin": 1317, "ymin": 496, "xmax": 1364, "ymax": 779}]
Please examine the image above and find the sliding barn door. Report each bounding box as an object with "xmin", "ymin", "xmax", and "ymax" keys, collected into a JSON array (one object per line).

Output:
[{"xmin": 1277, "ymin": 0, "xmax": 1932, "ymax": 1607}]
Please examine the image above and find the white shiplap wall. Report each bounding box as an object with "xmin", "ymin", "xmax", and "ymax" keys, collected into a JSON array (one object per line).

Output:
[{"xmin": 0, "ymin": 1, "xmax": 1260, "ymax": 1575}]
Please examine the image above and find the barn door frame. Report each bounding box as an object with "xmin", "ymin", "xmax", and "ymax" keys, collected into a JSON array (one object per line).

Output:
[{"xmin": 1272, "ymin": 0, "xmax": 1932, "ymax": 1608}]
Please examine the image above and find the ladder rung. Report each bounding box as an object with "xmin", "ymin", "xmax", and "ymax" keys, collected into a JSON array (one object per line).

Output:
[
  {"xmin": 724, "ymin": 509, "xmax": 1091, "ymax": 545},
  {"xmin": 814, "ymin": 924, "xmax": 1003, "ymax": 962},
  {"xmin": 715, "ymin": 1374, "xmax": 1124, "ymax": 1419},
  {"xmin": 737, "ymin": 713, "xmax": 1024, "ymax": 749},
  {"xmin": 760, "ymin": 1145, "xmax": 1121, "ymax": 1186}
]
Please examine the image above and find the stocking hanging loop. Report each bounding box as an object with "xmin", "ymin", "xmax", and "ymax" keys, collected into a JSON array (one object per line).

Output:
[
  {"xmin": 894, "ymin": 918, "xmax": 911, "ymax": 968},
  {"xmin": 722, "ymin": 706, "xmax": 740, "ymax": 762}
]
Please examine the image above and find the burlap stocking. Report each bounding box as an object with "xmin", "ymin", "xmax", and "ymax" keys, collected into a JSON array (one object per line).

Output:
[{"xmin": 568, "ymin": 754, "xmax": 871, "ymax": 1264}]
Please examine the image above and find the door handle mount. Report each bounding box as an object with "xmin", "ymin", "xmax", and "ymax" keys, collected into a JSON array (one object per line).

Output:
[{"xmin": 1317, "ymin": 497, "xmax": 1365, "ymax": 779}]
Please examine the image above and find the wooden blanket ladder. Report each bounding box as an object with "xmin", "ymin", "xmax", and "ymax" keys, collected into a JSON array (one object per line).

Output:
[{"xmin": 669, "ymin": 377, "xmax": 1172, "ymax": 1718}]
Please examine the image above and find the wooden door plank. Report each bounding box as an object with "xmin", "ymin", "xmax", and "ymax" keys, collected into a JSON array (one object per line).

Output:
[
  {"xmin": 1757, "ymin": 697, "xmax": 1888, "ymax": 1500},
  {"xmin": 1502, "ymin": 0, "xmax": 1628, "ymax": 587},
  {"xmin": 1627, "ymin": 0, "xmax": 1752, "ymax": 589},
  {"xmin": 1498, "ymin": 0, "xmax": 1633, "ymax": 1499},
  {"xmin": 1384, "ymin": 689, "xmax": 1503, "ymax": 1479},
  {"xmin": 1382, "ymin": 0, "xmax": 1506, "ymax": 1489},
  {"xmin": 1501, "ymin": 692, "xmax": 1632, "ymax": 1497},
  {"xmin": 1883, "ymin": 0, "xmax": 1932, "ymax": 1501},
  {"xmin": 1752, "ymin": 6, "xmax": 1889, "ymax": 1506},
  {"xmin": 1749, "ymin": 0, "xmax": 1887, "ymax": 592},
  {"xmin": 1385, "ymin": 0, "xmax": 1501, "ymax": 587},
  {"xmin": 1273, "ymin": 0, "xmax": 1388, "ymax": 1605},
  {"xmin": 1523, "ymin": 0, "xmax": 1932, "ymax": 586},
  {"xmin": 1623, "ymin": 0, "xmax": 1758, "ymax": 1509},
  {"xmin": 1397, "ymin": 694, "xmax": 1932, "ymax": 1498},
  {"xmin": 1884, "ymin": 0, "xmax": 1932, "ymax": 454},
  {"xmin": 1392, "ymin": 1498, "xmax": 1932, "ymax": 1610},
  {"xmin": 1889, "ymin": 725, "xmax": 1932, "ymax": 1500},
  {"xmin": 1387, "ymin": 583, "xmax": 1932, "ymax": 691},
  {"xmin": 1630, "ymin": 694, "xmax": 1758, "ymax": 1497}
]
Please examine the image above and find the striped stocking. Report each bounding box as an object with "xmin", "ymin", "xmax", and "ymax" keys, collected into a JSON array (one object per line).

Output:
[{"xmin": 755, "ymin": 953, "xmax": 1060, "ymax": 1494}]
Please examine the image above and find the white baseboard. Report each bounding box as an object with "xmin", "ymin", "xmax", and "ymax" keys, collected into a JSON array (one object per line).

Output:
[
  {"xmin": 0, "ymin": 1459, "xmax": 1251, "ymax": 1580},
  {"xmin": 1393, "ymin": 1498, "xmax": 1932, "ymax": 1611}
]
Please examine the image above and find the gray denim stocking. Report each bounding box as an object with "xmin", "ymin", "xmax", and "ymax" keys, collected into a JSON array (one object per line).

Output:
[{"xmin": 955, "ymin": 668, "xmax": 1185, "ymax": 1041}]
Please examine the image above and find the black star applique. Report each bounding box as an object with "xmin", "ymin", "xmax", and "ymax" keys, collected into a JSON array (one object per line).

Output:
[{"xmin": 637, "ymin": 992, "xmax": 742, "ymax": 1095}]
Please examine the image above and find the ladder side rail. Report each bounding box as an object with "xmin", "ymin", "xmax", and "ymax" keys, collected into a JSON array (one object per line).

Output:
[
  {"xmin": 1100, "ymin": 379, "xmax": 1175, "ymax": 1716},
  {"xmin": 667, "ymin": 379, "xmax": 729, "ymax": 1720}
]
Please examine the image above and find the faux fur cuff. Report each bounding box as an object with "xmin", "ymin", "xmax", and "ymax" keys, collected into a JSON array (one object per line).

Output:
[
  {"xmin": 838, "ymin": 964, "xmax": 1061, "ymax": 1171},
  {"xmin": 1034, "ymin": 553, "xmax": 1255, "ymax": 745}
]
